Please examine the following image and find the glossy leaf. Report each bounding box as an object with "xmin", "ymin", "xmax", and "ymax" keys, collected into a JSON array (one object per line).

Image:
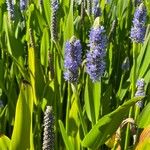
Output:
[
  {"xmin": 64, "ymin": 0, "xmax": 74, "ymax": 41},
  {"xmin": 0, "ymin": 134, "xmax": 10, "ymax": 150},
  {"xmin": 43, "ymin": 0, "xmax": 51, "ymax": 27},
  {"xmin": 40, "ymin": 28, "xmax": 49, "ymax": 68},
  {"xmin": 135, "ymin": 126, "xmax": 150, "ymax": 150},
  {"xmin": 84, "ymin": 76, "xmax": 101, "ymax": 124},
  {"xmin": 137, "ymin": 102, "xmax": 150, "ymax": 128},
  {"xmin": 58, "ymin": 120, "xmax": 74, "ymax": 150},
  {"xmin": 10, "ymin": 83, "xmax": 33, "ymax": 150},
  {"xmin": 82, "ymin": 96, "xmax": 144, "ymax": 149}
]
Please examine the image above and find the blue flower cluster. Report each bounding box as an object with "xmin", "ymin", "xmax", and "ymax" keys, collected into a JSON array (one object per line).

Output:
[
  {"xmin": 6, "ymin": 0, "xmax": 15, "ymax": 20},
  {"xmin": 86, "ymin": 26, "xmax": 107, "ymax": 82},
  {"xmin": 64, "ymin": 37, "xmax": 82, "ymax": 83},
  {"xmin": 51, "ymin": 0, "xmax": 59, "ymax": 41},
  {"xmin": 92, "ymin": 0, "xmax": 101, "ymax": 18},
  {"xmin": 20, "ymin": 0, "xmax": 27, "ymax": 12},
  {"xmin": 130, "ymin": 3, "xmax": 147, "ymax": 43},
  {"xmin": 51, "ymin": 0, "xmax": 59, "ymax": 11},
  {"xmin": 135, "ymin": 78, "xmax": 145, "ymax": 108}
]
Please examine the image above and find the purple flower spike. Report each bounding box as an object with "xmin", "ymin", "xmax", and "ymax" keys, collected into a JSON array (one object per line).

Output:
[
  {"xmin": 130, "ymin": 3, "xmax": 147, "ymax": 43},
  {"xmin": 92, "ymin": 0, "xmax": 101, "ymax": 18},
  {"xmin": 6, "ymin": 0, "xmax": 15, "ymax": 20},
  {"xmin": 51, "ymin": 0, "xmax": 59, "ymax": 41},
  {"xmin": 86, "ymin": 26, "xmax": 107, "ymax": 82},
  {"xmin": 64, "ymin": 36, "xmax": 82, "ymax": 83},
  {"xmin": 42, "ymin": 106, "xmax": 55, "ymax": 150},
  {"xmin": 135, "ymin": 0, "xmax": 141, "ymax": 6},
  {"xmin": 135, "ymin": 78, "xmax": 145, "ymax": 108},
  {"xmin": 20, "ymin": 0, "xmax": 27, "ymax": 12}
]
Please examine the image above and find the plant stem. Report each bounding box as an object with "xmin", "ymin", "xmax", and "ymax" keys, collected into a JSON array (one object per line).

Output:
[
  {"xmin": 124, "ymin": 42, "xmax": 137, "ymax": 150},
  {"xmin": 54, "ymin": 53, "xmax": 60, "ymax": 150},
  {"xmin": 55, "ymin": 41, "xmax": 64, "ymax": 60},
  {"xmin": 134, "ymin": 105, "xmax": 140, "ymax": 121},
  {"xmin": 73, "ymin": 84, "xmax": 87, "ymax": 135},
  {"xmin": 66, "ymin": 83, "xmax": 71, "ymax": 134},
  {"xmin": 131, "ymin": 42, "xmax": 137, "ymax": 98},
  {"xmin": 117, "ymin": 73, "xmax": 125, "ymax": 105}
]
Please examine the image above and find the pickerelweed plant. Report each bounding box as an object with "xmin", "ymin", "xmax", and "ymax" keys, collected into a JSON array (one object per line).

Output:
[
  {"xmin": 125, "ymin": 3, "xmax": 147, "ymax": 150},
  {"xmin": 0, "ymin": 0, "xmax": 150, "ymax": 150}
]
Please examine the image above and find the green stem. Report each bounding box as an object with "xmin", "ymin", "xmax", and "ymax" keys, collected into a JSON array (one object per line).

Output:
[
  {"xmin": 132, "ymin": 42, "xmax": 137, "ymax": 98},
  {"xmin": 124, "ymin": 107, "xmax": 133, "ymax": 150},
  {"xmin": 66, "ymin": 83, "xmax": 71, "ymax": 134},
  {"xmin": 54, "ymin": 53, "xmax": 59, "ymax": 150},
  {"xmin": 133, "ymin": 43, "xmax": 140, "ymax": 122},
  {"xmin": 112, "ymin": 141, "xmax": 119, "ymax": 150},
  {"xmin": 99, "ymin": 82, "xmax": 102, "ymax": 119},
  {"xmin": 124, "ymin": 42, "xmax": 138, "ymax": 150},
  {"xmin": 117, "ymin": 73, "xmax": 125, "ymax": 105},
  {"xmin": 134, "ymin": 105, "xmax": 140, "ymax": 121},
  {"xmin": 73, "ymin": 84, "xmax": 87, "ymax": 135},
  {"xmin": 55, "ymin": 41, "xmax": 64, "ymax": 60}
]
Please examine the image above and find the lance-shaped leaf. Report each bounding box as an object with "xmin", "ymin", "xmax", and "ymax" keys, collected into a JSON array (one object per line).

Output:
[
  {"xmin": 59, "ymin": 120, "xmax": 74, "ymax": 150},
  {"xmin": 10, "ymin": 82, "xmax": 34, "ymax": 150},
  {"xmin": 40, "ymin": 28, "xmax": 49, "ymax": 68},
  {"xmin": 0, "ymin": 134, "xmax": 10, "ymax": 150},
  {"xmin": 82, "ymin": 96, "xmax": 144, "ymax": 149}
]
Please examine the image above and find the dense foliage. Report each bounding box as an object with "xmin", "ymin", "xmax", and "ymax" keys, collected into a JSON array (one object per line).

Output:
[{"xmin": 0, "ymin": 0, "xmax": 150, "ymax": 149}]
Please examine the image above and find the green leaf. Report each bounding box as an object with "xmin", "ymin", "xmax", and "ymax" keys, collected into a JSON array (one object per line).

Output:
[
  {"xmin": 0, "ymin": 60, "xmax": 4, "ymax": 89},
  {"xmin": 84, "ymin": 77, "xmax": 95, "ymax": 123},
  {"xmin": 4, "ymin": 14, "xmax": 24, "ymax": 58},
  {"xmin": 58, "ymin": 120, "xmax": 74, "ymax": 150},
  {"xmin": 138, "ymin": 32, "xmax": 150, "ymax": 77},
  {"xmin": 43, "ymin": 0, "xmax": 51, "ymax": 27},
  {"xmin": 0, "ymin": 134, "xmax": 10, "ymax": 150},
  {"xmin": 82, "ymin": 96, "xmax": 144, "ymax": 149},
  {"xmin": 64, "ymin": 0, "xmax": 74, "ymax": 41},
  {"xmin": 0, "ymin": 0, "xmax": 5, "ymax": 5},
  {"xmin": 135, "ymin": 126, "xmax": 150, "ymax": 150},
  {"xmin": 136, "ymin": 139, "xmax": 150, "ymax": 150},
  {"xmin": 101, "ymin": 85, "xmax": 112, "ymax": 116},
  {"xmin": 10, "ymin": 83, "xmax": 33, "ymax": 150},
  {"xmin": 61, "ymin": 0, "xmax": 70, "ymax": 14},
  {"xmin": 84, "ymin": 76, "xmax": 101, "ymax": 124},
  {"xmin": 28, "ymin": 46, "xmax": 45, "ymax": 104},
  {"xmin": 117, "ymin": 81, "xmax": 130, "ymax": 102},
  {"xmin": 35, "ymin": 9, "xmax": 47, "ymax": 31},
  {"xmin": 0, "ymin": 6, "xmax": 3, "ymax": 34},
  {"xmin": 28, "ymin": 47, "xmax": 37, "ymax": 104},
  {"xmin": 40, "ymin": 28, "xmax": 49, "ymax": 68},
  {"xmin": 137, "ymin": 102, "xmax": 150, "ymax": 128},
  {"xmin": 68, "ymin": 98, "xmax": 80, "ymax": 136},
  {"xmin": 93, "ymin": 82, "xmax": 101, "ymax": 123}
]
